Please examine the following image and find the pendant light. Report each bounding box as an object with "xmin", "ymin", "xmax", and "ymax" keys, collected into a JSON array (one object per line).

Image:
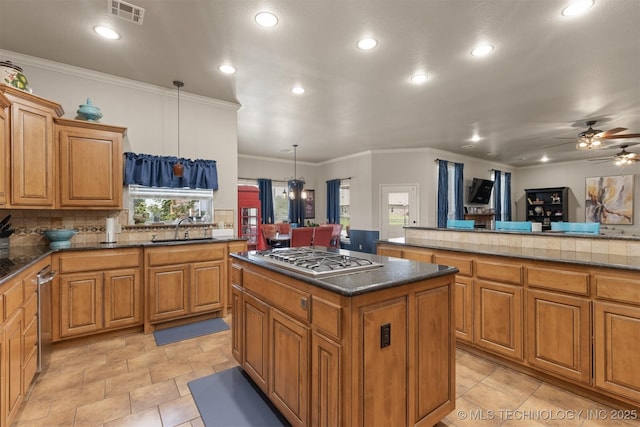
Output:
[
  {"xmin": 288, "ymin": 144, "xmax": 307, "ymax": 200},
  {"xmin": 173, "ymin": 80, "xmax": 184, "ymax": 177}
]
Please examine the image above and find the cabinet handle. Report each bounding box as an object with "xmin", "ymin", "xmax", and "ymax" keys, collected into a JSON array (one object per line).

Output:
[{"xmin": 300, "ymin": 298, "xmax": 308, "ymax": 310}]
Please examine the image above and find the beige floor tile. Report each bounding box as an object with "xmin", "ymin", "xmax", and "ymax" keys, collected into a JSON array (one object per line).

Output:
[
  {"xmin": 103, "ymin": 407, "xmax": 162, "ymax": 427},
  {"xmin": 130, "ymin": 379, "xmax": 180, "ymax": 413},
  {"xmin": 48, "ymin": 379, "xmax": 106, "ymax": 412},
  {"xmin": 74, "ymin": 393, "xmax": 131, "ymax": 426},
  {"xmin": 173, "ymin": 367, "xmax": 216, "ymax": 396},
  {"xmin": 158, "ymin": 394, "xmax": 200, "ymax": 427},
  {"xmin": 149, "ymin": 360, "xmax": 194, "ymax": 383},
  {"xmin": 188, "ymin": 348, "xmax": 231, "ymax": 370},
  {"xmin": 105, "ymin": 368, "xmax": 152, "ymax": 397},
  {"xmin": 83, "ymin": 359, "xmax": 129, "ymax": 384},
  {"xmin": 126, "ymin": 348, "xmax": 169, "ymax": 371},
  {"xmin": 13, "ymin": 407, "xmax": 76, "ymax": 427},
  {"xmin": 61, "ymin": 350, "xmax": 108, "ymax": 372},
  {"xmin": 463, "ymin": 381, "xmax": 532, "ymax": 415},
  {"xmin": 106, "ymin": 342, "xmax": 147, "ymax": 363},
  {"xmin": 85, "ymin": 335, "xmax": 127, "ymax": 353},
  {"xmin": 11, "ymin": 395, "xmax": 52, "ymax": 424},
  {"xmin": 189, "ymin": 418, "xmax": 206, "ymax": 427},
  {"xmin": 443, "ymin": 397, "xmax": 503, "ymax": 427},
  {"xmin": 481, "ymin": 366, "xmax": 542, "ymax": 402},
  {"xmin": 515, "ymin": 394, "xmax": 584, "ymax": 427}
]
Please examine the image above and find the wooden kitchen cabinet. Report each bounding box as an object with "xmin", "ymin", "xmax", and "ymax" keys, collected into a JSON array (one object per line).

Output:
[
  {"xmin": 226, "ymin": 240, "xmax": 248, "ymax": 307},
  {"xmin": 0, "ymin": 92, "xmax": 10, "ymax": 206},
  {"xmin": 55, "ymin": 118, "xmax": 125, "ymax": 209},
  {"xmin": 241, "ymin": 291, "xmax": 269, "ymax": 392},
  {"xmin": 145, "ymin": 243, "xmax": 227, "ymax": 332},
  {"xmin": 4, "ymin": 309, "xmax": 22, "ymax": 426},
  {"xmin": 0, "ymin": 86, "xmax": 63, "ymax": 208},
  {"xmin": 526, "ymin": 289, "xmax": 591, "ymax": 383},
  {"xmin": 52, "ymin": 249, "xmax": 142, "ymax": 341}
]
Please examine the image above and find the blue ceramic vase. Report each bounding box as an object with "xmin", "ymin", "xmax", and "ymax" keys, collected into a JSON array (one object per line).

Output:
[{"xmin": 77, "ymin": 98, "xmax": 103, "ymax": 121}]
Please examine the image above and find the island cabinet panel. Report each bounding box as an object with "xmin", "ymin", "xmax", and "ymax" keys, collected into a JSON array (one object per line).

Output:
[
  {"xmin": 526, "ymin": 290, "xmax": 591, "ymax": 384},
  {"xmin": 376, "ymin": 246, "xmax": 403, "ymax": 258},
  {"xmin": 360, "ymin": 298, "xmax": 407, "ymax": 427},
  {"xmin": 230, "ymin": 284, "xmax": 243, "ymax": 363},
  {"xmin": 527, "ymin": 266, "xmax": 589, "ymax": 296},
  {"xmin": 56, "ymin": 120, "xmax": 125, "ymax": 209},
  {"xmin": 454, "ymin": 276, "xmax": 473, "ymax": 343},
  {"xmin": 476, "ymin": 260, "xmax": 523, "ymax": 285},
  {"xmin": 226, "ymin": 240, "xmax": 248, "ymax": 307},
  {"xmin": 594, "ymin": 302, "xmax": 640, "ymax": 402},
  {"xmin": 311, "ymin": 332, "xmax": 341, "ymax": 427},
  {"xmin": 474, "ymin": 280, "xmax": 523, "ymax": 360},
  {"xmin": 242, "ymin": 292, "xmax": 269, "ymax": 393},
  {"xmin": 433, "ymin": 254, "xmax": 473, "ymax": 277},
  {"xmin": 269, "ymin": 309, "xmax": 310, "ymax": 427},
  {"xmin": 594, "ymin": 274, "xmax": 640, "ymax": 305}
]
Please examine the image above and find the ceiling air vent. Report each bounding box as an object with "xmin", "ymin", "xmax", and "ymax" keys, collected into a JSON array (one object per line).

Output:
[{"xmin": 109, "ymin": 0, "xmax": 145, "ymax": 25}]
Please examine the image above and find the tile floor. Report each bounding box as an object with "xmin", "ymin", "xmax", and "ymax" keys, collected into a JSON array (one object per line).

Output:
[{"xmin": 13, "ymin": 316, "xmax": 639, "ymax": 427}]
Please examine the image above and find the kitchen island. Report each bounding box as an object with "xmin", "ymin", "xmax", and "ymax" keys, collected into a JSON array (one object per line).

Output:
[
  {"xmin": 377, "ymin": 229, "xmax": 640, "ymax": 411},
  {"xmin": 230, "ymin": 248, "xmax": 457, "ymax": 427}
]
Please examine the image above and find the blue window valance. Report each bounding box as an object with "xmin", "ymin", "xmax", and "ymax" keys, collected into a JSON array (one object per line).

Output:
[{"xmin": 124, "ymin": 152, "xmax": 218, "ymax": 190}]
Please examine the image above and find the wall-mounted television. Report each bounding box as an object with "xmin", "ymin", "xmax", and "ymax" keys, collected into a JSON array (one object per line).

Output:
[{"xmin": 468, "ymin": 178, "xmax": 494, "ymax": 204}]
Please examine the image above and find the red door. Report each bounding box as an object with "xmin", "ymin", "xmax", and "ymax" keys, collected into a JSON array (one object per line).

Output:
[{"xmin": 238, "ymin": 186, "xmax": 262, "ymax": 250}]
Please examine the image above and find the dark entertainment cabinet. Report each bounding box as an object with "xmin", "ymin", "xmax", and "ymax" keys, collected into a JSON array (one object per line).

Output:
[{"xmin": 525, "ymin": 187, "xmax": 569, "ymax": 230}]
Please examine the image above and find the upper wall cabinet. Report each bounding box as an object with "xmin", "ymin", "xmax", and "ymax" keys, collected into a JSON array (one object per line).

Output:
[
  {"xmin": 1, "ymin": 86, "xmax": 63, "ymax": 208},
  {"xmin": 0, "ymin": 86, "xmax": 126, "ymax": 210},
  {"xmin": 0, "ymin": 92, "xmax": 10, "ymax": 206},
  {"xmin": 55, "ymin": 118, "xmax": 125, "ymax": 209}
]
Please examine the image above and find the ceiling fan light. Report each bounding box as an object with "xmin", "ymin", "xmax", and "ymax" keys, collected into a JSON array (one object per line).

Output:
[{"xmin": 562, "ymin": 0, "xmax": 594, "ymax": 17}]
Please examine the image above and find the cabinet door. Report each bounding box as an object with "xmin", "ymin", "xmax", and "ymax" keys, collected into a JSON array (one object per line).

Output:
[
  {"xmin": 0, "ymin": 327, "xmax": 5, "ymax": 427},
  {"xmin": 5, "ymin": 310, "xmax": 23, "ymax": 425},
  {"xmin": 594, "ymin": 302, "xmax": 640, "ymax": 402},
  {"xmin": 0, "ymin": 99, "xmax": 9, "ymax": 206},
  {"xmin": 231, "ymin": 284, "xmax": 243, "ymax": 364},
  {"xmin": 526, "ymin": 290, "xmax": 591, "ymax": 383},
  {"xmin": 311, "ymin": 332, "xmax": 341, "ymax": 427},
  {"xmin": 59, "ymin": 272, "xmax": 104, "ymax": 338},
  {"xmin": 242, "ymin": 292, "xmax": 269, "ymax": 393},
  {"xmin": 104, "ymin": 268, "xmax": 142, "ymax": 329},
  {"xmin": 474, "ymin": 280, "xmax": 523, "ymax": 360},
  {"xmin": 57, "ymin": 125, "xmax": 123, "ymax": 208},
  {"xmin": 147, "ymin": 265, "xmax": 189, "ymax": 322},
  {"xmin": 454, "ymin": 276, "xmax": 473, "ymax": 342},
  {"xmin": 10, "ymin": 101, "xmax": 55, "ymax": 207},
  {"xmin": 269, "ymin": 308, "xmax": 309, "ymax": 427},
  {"xmin": 190, "ymin": 260, "xmax": 224, "ymax": 313}
]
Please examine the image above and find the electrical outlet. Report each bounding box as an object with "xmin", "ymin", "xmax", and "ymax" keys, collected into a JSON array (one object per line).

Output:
[{"xmin": 380, "ymin": 323, "xmax": 391, "ymax": 348}]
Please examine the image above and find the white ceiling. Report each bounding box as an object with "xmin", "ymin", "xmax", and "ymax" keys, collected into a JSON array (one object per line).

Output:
[{"xmin": 1, "ymin": 0, "xmax": 639, "ymax": 166}]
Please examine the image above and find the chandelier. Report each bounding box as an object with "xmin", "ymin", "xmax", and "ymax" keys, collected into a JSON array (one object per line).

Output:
[
  {"xmin": 287, "ymin": 144, "xmax": 307, "ymax": 200},
  {"xmin": 575, "ymin": 122, "xmax": 605, "ymax": 151}
]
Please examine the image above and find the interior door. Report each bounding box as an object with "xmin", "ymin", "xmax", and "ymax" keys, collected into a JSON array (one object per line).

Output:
[{"xmin": 380, "ymin": 185, "xmax": 418, "ymax": 240}]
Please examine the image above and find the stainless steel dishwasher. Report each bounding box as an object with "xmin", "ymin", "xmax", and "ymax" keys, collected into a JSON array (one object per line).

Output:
[{"xmin": 37, "ymin": 264, "xmax": 56, "ymax": 373}]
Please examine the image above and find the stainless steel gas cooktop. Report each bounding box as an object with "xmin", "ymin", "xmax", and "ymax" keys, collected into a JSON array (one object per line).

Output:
[{"xmin": 252, "ymin": 248, "xmax": 383, "ymax": 277}]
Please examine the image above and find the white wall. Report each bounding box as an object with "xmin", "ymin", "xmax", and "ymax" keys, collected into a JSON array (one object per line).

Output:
[{"xmin": 1, "ymin": 50, "xmax": 240, "ymax": 222}]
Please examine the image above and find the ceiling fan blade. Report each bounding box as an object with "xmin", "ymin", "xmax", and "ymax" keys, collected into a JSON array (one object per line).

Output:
[
  {"xmin": 551, "ymin": 137, "xmax": 577, "ymax": 140},
  {"xmin": 599, "ymin": 127, "xmax": 627, "ymax": 137},
  {"xmin": 602, "ymin": 133, "xmax": 640, "ymax": 139},
  {"xmin": 543, "ymin": 140, "xmax": 575, "ymax": 148}
]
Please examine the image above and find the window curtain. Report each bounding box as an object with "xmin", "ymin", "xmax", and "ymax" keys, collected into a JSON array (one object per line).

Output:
[
  {"xmin": 287, "ymin": 180, "xmax": 306, "ymax": 227},
  {"xmin": 124, "ymin": 152, "xmax": 218, "ymax": 190},
  {"xmin": 257, "ymin": 179, "xmax": 274, "ymax": 224},
  {"xmin": 504, "ymin": 172, "xmax": 512, "ymax": 221},
  {"xmin": 454, "ymin": 162, "xmax": 464, "ymax": 220},
  {"xmin": 437, "ymin": 160, "xmax": 448, "ymax": 228},
  {"xmin": 326, "ymin": 179, "xmax": 341, "ymax": 224},
  {"xmin": 493, "ymin": 170, "xmax": 503, "ymax": 221}
]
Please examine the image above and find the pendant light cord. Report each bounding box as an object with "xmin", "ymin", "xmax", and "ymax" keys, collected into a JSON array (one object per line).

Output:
[{"xmin": 173, "ymin": 80, "xmax": 184, "ymax": 159}]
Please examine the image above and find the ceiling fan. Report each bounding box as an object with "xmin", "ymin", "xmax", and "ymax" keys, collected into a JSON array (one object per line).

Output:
[
  {"xmin": 588, "ymin": 144, "xmax": 640, "ymax": 166},
  {"xmin": 545, "ymin": 120, "xmax": 640, "ymax": 150}
]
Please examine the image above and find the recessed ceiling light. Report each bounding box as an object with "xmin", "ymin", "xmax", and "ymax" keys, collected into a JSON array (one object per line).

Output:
[
  {"xmin": 470, "ymin": 134, "xmax": 481, "ymax": 142},
  {"xmin": 357, "ymin": 38, "xmax": 378, "ymax": 50},
  {"xmin": 562, "ymin": 0, "xmax": 594, "ymax": 16},
  {"xmin": 218, "ymin": 65, "xmax": 237, "ymax": 74},
  {"xmin": 471, "ymin": 44, "xmax": 494, "ymax": 57},
  {"xmin": 541, "ymin": 156, "xmax": 549, "ymax": 162},
  {"xmin": 410, "ymin": 73, "xmax": 429, "ymax": 84},
  {"xmin": 94, "ymin": 26, "xmax": 120, "ymax": 40},
  {"xmin": 255, "ymin": 12, "xmax": 278, "ymax": 28},
  {"xmin": 291, "ymin": 87, "xmax": 305, "ymax": 95}
]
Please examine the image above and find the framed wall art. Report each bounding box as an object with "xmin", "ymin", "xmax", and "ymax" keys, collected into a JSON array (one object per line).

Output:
[
  {"xmin": 304, "ymin": 189, "xmax": 315, "ymax": 219},
  {"xmin": 585, "ymin": 174, "xmax": 634, "ymax": 225}
]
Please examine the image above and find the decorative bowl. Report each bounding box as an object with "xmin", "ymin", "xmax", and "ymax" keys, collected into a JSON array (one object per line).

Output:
[
  {"xmin": 1, "ymin": 60, "xmax": 30, "ymax": 92},
  {"xmin": 76, "ymin": 98, "xmax": 103, "ymax": 121},
  {"xmin": 43, "ymin": 229, "xmax": 78, "ymax": 249}
]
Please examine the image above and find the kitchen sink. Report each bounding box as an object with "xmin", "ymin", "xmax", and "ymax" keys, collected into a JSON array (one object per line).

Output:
[{"xmin": 150, "ymin": 237, "xmax": 219, "ymax": 244}]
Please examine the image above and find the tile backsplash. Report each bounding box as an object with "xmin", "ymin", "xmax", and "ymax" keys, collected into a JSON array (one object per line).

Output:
[{"xmin": 0, "ymin": 209, "xmax": 233, "ymax": 247}]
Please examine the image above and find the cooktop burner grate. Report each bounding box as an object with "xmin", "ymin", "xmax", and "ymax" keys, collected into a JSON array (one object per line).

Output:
[{"xmin": 253, "ymin": 248, "xmax": 382, "ymax": 277}]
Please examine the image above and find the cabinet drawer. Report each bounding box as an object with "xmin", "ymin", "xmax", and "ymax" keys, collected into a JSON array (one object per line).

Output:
[
  {"xmin": 23, "ymin": 293, "xmax": 37, "ymax": 323},
  {"xmin": 146, "ymin": 244, "xmax": 225, "ymax": 266},
  {"xmin": 402, "ymin": 249, "xmax": 434, "ymax": 263},
  {"xmin": 434, "ymin": 254, "xmax": 473, "ymax": 276},
  {"xmin": 312, "ymin": 297, "xmax": 342, "ymax": 340},
  {"xmin": 232, "ymin": 264, "xmax": 243, "ymax": 285},
  {"xmin": 243, "ymin": 269, "xmax": 310, "ymax": 323},
  {"xmin": 4, "ymin": 280, "xmax": 24, "ymax": 319},
  {"xmin": 594, "ymin": 274, "xmax": 640, "ymax": 305},
  {"xmin": 527, "ymin": 267, "xmax": 589, "ymax": 295},
  {"xmin": 23, "ymin": 348, "xmax": 38, "ymax": 394},
  {"xmin": 476, "ymin": 261, "xmax": 523, "ymax": 285},
  {"xmin": 23, "ymin": 315, "xmax": 38, "ymax": 359},
  {"xmin": 0, "ymin": 294, "xmax": 3, "ymax": 321},
  {"xmin": 58, "ymin": 249, "xmax": 140, "ymax": 273}
]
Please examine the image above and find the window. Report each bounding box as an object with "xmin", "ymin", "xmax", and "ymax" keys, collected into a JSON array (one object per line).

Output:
[
  {"xmin": 340, "ymin": 182, "xmax": 350, "ymax": 234},
  {"xmin": 491, "ymin": 171, "xmax": 509, "ymax": 221},
  {"xmin": 128, "ymin": 185, "xmax": 214, "ymax": 225},
  {"xmin": 273, "ymin": 183, "xmax": 289, "ymax": 223}
]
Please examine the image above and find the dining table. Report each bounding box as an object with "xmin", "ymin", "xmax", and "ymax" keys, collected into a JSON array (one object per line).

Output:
[{"xmin": 267, "ymin": 233, "xmax": 290, "ymax": 248}]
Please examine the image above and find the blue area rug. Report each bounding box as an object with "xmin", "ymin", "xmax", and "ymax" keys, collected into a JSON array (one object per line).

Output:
[
  {"xmin": 189, "ymin": 367, "xmax": 290, "ymax": 427},
  {"xmin": 153, "ymin": 318, "xmax": 229, "ymax": 346}
]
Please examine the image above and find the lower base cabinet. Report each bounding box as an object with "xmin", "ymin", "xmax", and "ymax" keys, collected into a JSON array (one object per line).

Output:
[
  {"xmin": 4, "ymin": 310, "xmax": 22, "ymax": 425},
  {"xmin": 232, "ymin": 259, "xmax": 455, "ymax": 427}
]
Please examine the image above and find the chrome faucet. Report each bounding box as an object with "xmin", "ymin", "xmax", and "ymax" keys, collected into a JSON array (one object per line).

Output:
[{"xmin": 175, "ymin": 217, "xmax": 193, "ymax": 240}]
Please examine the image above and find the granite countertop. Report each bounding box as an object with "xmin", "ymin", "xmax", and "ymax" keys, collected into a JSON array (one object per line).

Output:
[
  {"xmin": 379, "ymin": 237, "xmax": 640, "ymax": 271},
  {"xmin": 0, "ymin": 237, "xmax": 246, "ymax": 286},
  {"xmin": 404, "ymin": 226, "xmax": 640, "ymax": 241},
  {"xmin": 231, "ymin": 248, "xmax": 458, "ymax": 296}
]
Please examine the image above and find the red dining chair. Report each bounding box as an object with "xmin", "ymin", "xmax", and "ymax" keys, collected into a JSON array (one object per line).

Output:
[
  {"xmin": 276, "ymin": 222, "xmax": 291, "ymax": 235},
  {"xmin": 326, "ymin": 224, "xmax": 342, "ymax": 248},
  {"xmin": 313, "ymin": 226, "xmax": 333, "ymax": 247},
  {"xmin": 290, "ymin": 227, "xmax": 314, "ymax": 247},
  {"xmin": 261, "ymin": 224, "xmax": 280, "ymax": 249}
]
